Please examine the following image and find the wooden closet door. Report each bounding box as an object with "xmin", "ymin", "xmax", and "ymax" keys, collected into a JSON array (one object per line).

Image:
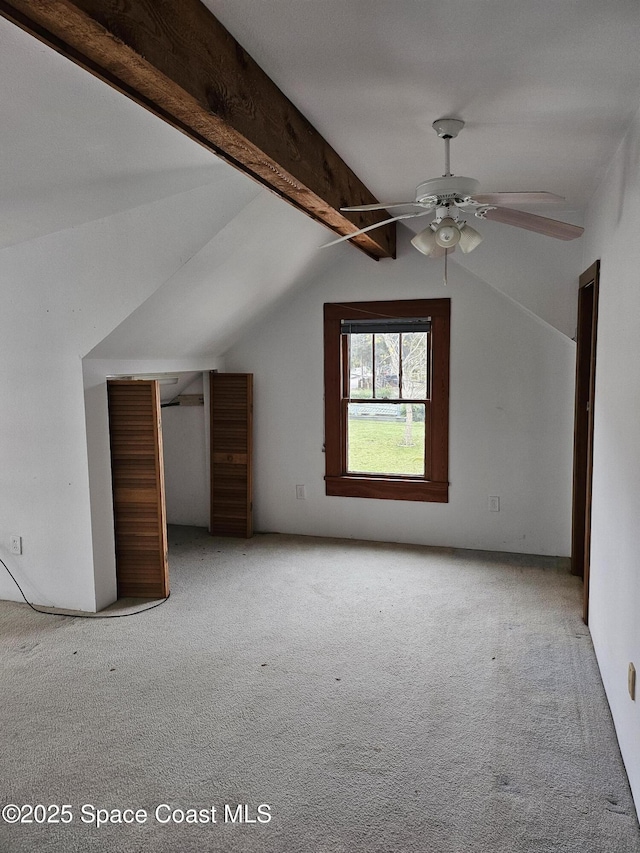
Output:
[
  {"xmin": 107, "ymin": 380, "xmax": 169, "ymax": 598},
  {"xmin": 210, "ymin": 373, "xmax": 253, "ymax": 537}
]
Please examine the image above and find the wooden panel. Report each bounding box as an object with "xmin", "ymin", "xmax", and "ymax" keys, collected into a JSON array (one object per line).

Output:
[
  {"xmin": 107, "ymin": 380, "xmax": 169, "ymax": 598},
  {"xmin": 325, "ymin": 476, "xmax": 448, "ymax": 502},
  {"xmin": 483, "ymin": 206, "xmax": 584, "ymax": 240},
  {"xmin": 210, "ymin": 373, "xmax": 253, "ymax": 537},
  {"xmin": 0, "ymin": 0, "xmax": 395, "ymax": 260}
]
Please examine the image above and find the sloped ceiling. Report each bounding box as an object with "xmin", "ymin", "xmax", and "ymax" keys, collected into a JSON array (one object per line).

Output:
[
  {"xmin": 2, "ymin": 2, "xmax": 640, "ymax": 356},
  {"xmin": 204, "ymin": 0, "xmax": 640, "ymax": 217},
  {"xmin": 0, "ymin": 18, "xmax": 263, "ymax": 249},
  {"xmin": 87, "ymin": 191, "xmax": 335, "ymax": 359},
  {"xmin": 0, "ymin": 14, "xmax": 338, "ymax": 359}
]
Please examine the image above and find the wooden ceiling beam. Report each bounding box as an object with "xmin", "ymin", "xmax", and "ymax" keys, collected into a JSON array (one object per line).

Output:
[{"xmin": 0, "ymin": 0, "xmax": 395, "ymax": 260}]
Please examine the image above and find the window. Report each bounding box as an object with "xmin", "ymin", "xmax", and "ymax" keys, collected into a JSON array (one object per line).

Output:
[{"xmin": 324, "ymin": 299, "xmax": 450, "ymax": 502}]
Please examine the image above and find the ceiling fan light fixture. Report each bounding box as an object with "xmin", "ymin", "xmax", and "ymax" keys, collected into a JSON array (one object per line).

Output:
[
  {"xmin": 411, "ymin": 226, "xmax": 438, "ymax": 256},
  {"xmin": 322, "ymin": 117, "xmax": 583, "ymax": 251},
  {"xmin": 434, "ymin": 217, "xmax": 460, "ymax": 248},
  {"xmin": 457, "ymin": 223, "xmax": 483, "ymax": 254}
]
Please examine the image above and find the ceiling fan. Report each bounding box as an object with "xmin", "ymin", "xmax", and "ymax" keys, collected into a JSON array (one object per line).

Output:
[{"xmin": 323, "ymin": 118, "xmax": 584, "ymax": 268}]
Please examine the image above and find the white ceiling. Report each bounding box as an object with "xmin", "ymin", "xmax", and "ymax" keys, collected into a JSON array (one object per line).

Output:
[
  {"xmin": 204, "ymin": 0, "xmax": 640, "ymax": 217},
  {"xmin": 2, "ymin": 1, "xmax": 640, "ymax": 250},
  {"xmin": 1, "ymin": 2, "xmax": 640, "ymax": 356},
  {"xmin": 88, "ymin": 190, "xmax": 335, "ymax": 359},
  {"xmin": 0, "ymin": 19, "xmax": 254, "ymax": 249}
]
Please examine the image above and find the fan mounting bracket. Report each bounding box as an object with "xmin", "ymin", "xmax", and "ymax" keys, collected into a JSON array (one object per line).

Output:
[{"xmin": 432, "ymin": 118, "xmax": 465, "ymax": 139}]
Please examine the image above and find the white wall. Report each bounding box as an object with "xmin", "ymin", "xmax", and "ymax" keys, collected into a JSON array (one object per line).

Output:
[
  {"xmin": 162, "ymin": 375, "xmax": 209, "ymax": 527},
  {"xmin": 225, "ymin": 230, "xmax": 577, "ymax": 556},
  {"xmin": 0, "ymin": 181, "xmax": 245, "ymax": 612},
  {"xmin": 454, "ymin": 214, "xmax": 583, "ymax": 338},
  {"xmin": 581, "ymin": 102, "xmax": 640, "ymax": 811}
]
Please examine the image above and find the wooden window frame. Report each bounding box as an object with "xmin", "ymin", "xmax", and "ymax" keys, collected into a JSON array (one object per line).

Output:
[{"xmin": 324, "ymin": 298, "xmax": 450, "ymax": 502}]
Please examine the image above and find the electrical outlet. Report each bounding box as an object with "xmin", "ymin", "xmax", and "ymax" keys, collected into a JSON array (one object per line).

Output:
[
  {"xmin": 295, "ymin": 484, "xmax": 306, "ymax": 500},
  {"xmin": 629, "ymin": 663, "xmax": 636, "ymax": 701},
  {"xmin": 489, "ymin": 495, "xmax": 500, "ymax": 512},
  {"xmin": 10, "ymin": 535, "xmax": 22, "ymax": 555}
]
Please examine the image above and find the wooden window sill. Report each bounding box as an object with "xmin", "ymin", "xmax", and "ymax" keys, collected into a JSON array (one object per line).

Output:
[{"xmin": 325, "ymin": 475, "xmax": 448, "ymax": 502}]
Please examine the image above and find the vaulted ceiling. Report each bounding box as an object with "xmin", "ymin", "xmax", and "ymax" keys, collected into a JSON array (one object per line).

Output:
[
  {"xmin": 1, "ymin": 1, "xmax": 639, "ymax": 355},
  {"xmin": 204, "ymin": 0, "xmax": 640, "ymax": 217},
  {"xmin": 0, "ymin": 16, "xmax": 254, "ymax": 250}
]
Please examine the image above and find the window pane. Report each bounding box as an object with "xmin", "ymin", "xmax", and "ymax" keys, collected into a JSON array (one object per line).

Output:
[
  {"xmin": 348, "ymin": 333, "xmax": 373, "ymax": 399},
  {"xmin": 374, "ymin": 333, "xmax": 400, "ymax": 399},
  {"xmin": 401, "ymin": 331, "xmax": 429, "ymax": 399},
  {"xmin": 347, "ymin": 402, "xmax": 425, "ymax": 475}
]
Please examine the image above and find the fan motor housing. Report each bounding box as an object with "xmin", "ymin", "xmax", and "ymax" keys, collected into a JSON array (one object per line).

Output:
[{"xmin": 415, "ymin": 176, "xmax": 479, "ymax": 205}]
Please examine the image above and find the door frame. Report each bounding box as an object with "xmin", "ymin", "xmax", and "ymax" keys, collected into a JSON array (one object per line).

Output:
[{"xmin": 570, "ymin": 260, "xmax": 600, "ymax": 623}]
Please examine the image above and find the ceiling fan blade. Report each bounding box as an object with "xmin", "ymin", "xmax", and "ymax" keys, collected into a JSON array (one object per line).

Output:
[
  {"xmin": 482, "ymin": 207, "xmax": 584, "ymax": 240},
  {"xmin": 473, "ymin": 192, "xmax": 565, "ymax": 206},
  {"xmin": 341, "ymin": 202, "xmax": 423, "ymax": 212},
  {"xmin": 321, "ymin": 210, "xmax": 431, "ymax": 248}
]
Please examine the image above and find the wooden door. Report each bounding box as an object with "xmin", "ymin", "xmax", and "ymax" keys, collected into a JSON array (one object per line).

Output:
[
  {"xmin": 107, "ymin": 380, "xmax": 169, "ymax": 598},
  {"xmin": 570, "ymin": 261, "xmax": 600, "ymax": 624},
  {"xmin": 210, "ymin": 373, "xmax": 253, "ymax": 537}
]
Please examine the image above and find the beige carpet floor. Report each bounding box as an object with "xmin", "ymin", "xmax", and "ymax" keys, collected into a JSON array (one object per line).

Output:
[{"xmin": 1, "ymin": 526, "xmax": 639, "ymax": 852}]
